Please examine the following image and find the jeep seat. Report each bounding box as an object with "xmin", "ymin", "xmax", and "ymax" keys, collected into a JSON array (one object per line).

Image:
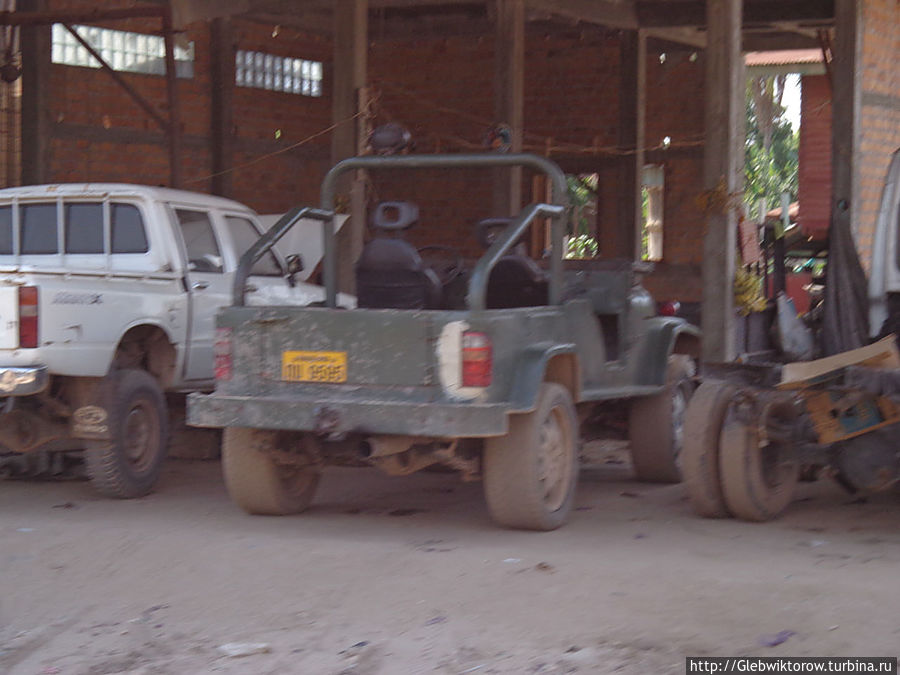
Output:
[
  {"xmin": 477, "ymin": 217, "xmax": 548, "ymax": 308},
  {"xmin": 355, "ymin": 201, "xmax": 442, "ymax": 310}
]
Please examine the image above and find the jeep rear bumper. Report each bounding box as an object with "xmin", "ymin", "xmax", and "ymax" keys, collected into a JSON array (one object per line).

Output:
[{"xmin": 187, "ymin": 392, "xmax": 510, "ymax": 438}]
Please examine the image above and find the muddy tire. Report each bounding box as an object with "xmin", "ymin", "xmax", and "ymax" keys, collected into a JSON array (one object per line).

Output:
[
  {"xmin": 222, "ymin": 427, "xmax": 320, "ymax": 515},
  {"xmin": 483, "ymin": 383, "xmax": 579, "ymax": 531},
  {"xmin": 84, "ymin": 369, "xmax": 168, "ymax": 498},
  {"xmin": 681, "ymin": 380, "xmax": 736, "ymax": 518},
  {"xmin": 629, "ymin": 354, "xmax": 696, "ymax": 483},
  {"xmin": 719, "ymin": 397, "xmax": 799, "ymax": 522}
]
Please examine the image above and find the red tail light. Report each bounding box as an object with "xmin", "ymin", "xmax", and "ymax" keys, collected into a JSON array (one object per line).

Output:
[
  {"xmin": 659, "ymin": 300, "xmax": 681, "ymax": 317},
  {"xmin": 214, "ymin": 328, "xmax": 233, "ymax": 380},
  {"xmin": 461, "ymin": 331, "xmax": 492, "ymax": 387},
  {"xmin": 18, "ymin": 286, "xmax": 38, "ymax": 348}
]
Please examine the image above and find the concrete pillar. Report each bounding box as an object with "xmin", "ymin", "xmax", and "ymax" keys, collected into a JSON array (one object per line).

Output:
[{"xmin": 701, "ymin": 0, "xmax": 744, "ymax": 362}]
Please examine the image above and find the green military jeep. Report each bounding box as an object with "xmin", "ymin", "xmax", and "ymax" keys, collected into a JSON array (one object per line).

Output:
[{"xmin": 188, "ymin": 153, "xmax": 700, "ymax": 530}]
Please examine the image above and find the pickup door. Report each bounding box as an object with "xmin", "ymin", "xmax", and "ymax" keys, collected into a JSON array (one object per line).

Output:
[{"xmin": 170, "ymin": 204, "xmax": 327, "ymax": 383}]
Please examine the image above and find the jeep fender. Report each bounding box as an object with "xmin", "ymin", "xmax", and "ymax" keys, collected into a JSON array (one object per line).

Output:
[
  {"xmin": 508, "ymin": 343, "xmax": 579, "ymax": 412},
  {"xmin": 635, "ymin": 317, "xmax": 701, "ymax": 387}
]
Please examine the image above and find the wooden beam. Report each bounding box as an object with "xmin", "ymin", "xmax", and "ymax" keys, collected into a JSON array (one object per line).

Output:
[
  {"xmin": 526, "ymin": 0, "xmax": 638, "ymax": 30},
  {"xmin": 210, "ymin": 17, "xmax": 235, "ymax": 197},
  {"xmin": 332, "ymin": 0, "xmax": 368, "ymax": 294},
  {"xmin": 0, "ymin": 6, "xmax": 165, "ymax": 25},
  {"xmin": 636, "ymin": 0, "xmax": 833, "ymax": 28},
  {"xmin": 161, "ymin": 6, "xmax": 183, "ymax": 189},
  {"xmin": 492, "ymin": 0, "xmax": 524, "ymax": 217},
  {"xmin": 614, "ymin": 29, "xmax": 645, "ymax": 260},
  {"xmin": 20, "ymin": 0, "xmax": 50, "ymax": 186},
  {"xmin": 701, "ymin": 0, "xmax": 743, "ymax": 362}
]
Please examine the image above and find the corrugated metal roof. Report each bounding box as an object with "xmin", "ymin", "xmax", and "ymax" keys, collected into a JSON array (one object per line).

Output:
[{"xmin": 745, "ymin": 49, "xmax": 824, "ymax": 67}]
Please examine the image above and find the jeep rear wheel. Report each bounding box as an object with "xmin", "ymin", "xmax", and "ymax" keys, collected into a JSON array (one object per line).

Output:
[
  {"xmin": 222, "ymin": 427, "xmax": 321, "ymax": 515},
  {"xmin": 483, "ymin": 383, "xmax": 579, "ymax": 531},
  {"xmin": 84, "ymin": 369, "xmax": 168, "ymax": 499}
]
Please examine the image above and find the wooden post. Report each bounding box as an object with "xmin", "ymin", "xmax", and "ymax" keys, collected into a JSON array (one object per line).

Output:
[
  {"xmin": 701, "ymin": 0, "xmax": 743, "ymax": 362},
  {"xmin": 210, "ymin": 17, "xmax": 235, "ymax": 198},
  {"xmin": 617, "ymin": 29, "xmax": 646, "ymax": 260},
  {"xmin": 20, "ymin": 0, "xmax": 50, "ymax": 186},
  {"xmin": 831, "ymin": 0, "xmax": 861, "ymax": 233},
  {"xmin": 161, "ymin": 6, "xmax": 183, "ymax": 188},
  {"xmin": 332, "ymin": 0, "xmax": 367, "ymax": 294},
  {"xmin": 492, "ymin": 0, "xmax": 524, "ymax": 217}
]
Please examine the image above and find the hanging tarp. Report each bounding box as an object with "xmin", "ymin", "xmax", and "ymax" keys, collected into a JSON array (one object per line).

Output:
[{"xmin": 821, "ymin": 198, "xmax": 871, "ymax": 356}]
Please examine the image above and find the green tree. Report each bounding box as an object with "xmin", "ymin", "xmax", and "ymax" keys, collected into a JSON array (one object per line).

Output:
[{"xmin": 745, "ymin": 75, "xmax": 799, "ymax": 213}]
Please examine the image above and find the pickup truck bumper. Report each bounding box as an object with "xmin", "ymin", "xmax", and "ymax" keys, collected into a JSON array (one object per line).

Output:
[
  {"xmin": 187, "ymin": 392, "xmax": 510, "ymax": 438},
  {"xmin": 0, "ymin": 366, "xmax": 49, "ymax": 396}
]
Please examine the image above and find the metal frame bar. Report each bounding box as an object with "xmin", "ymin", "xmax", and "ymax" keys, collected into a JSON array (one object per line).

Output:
[{"xmin": 320, "ymin": 152, "xmax": 570, "ymax": 309}]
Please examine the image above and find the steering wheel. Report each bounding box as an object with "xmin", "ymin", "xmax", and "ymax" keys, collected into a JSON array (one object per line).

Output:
[{"xmin": 417, "ymin": 245, "xmax": 464, "ymax": 286}]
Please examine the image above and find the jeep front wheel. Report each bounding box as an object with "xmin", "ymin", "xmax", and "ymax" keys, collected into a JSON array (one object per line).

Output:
[
  {"xmin": 483, "ymin": 383, "xmax": 579, "ymax": 531},
  {"xmin": 222, "ymin": 427, "xmax": 321, "ymax": 515}
]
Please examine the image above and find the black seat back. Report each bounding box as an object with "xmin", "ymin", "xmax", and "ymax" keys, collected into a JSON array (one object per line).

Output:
[
  {"xmin": 356, "ymin": 202, "xmax": 442, "ymax": 309},
  {"xmin": 476, "ymin": 217, "xmax": 548, "ymax": 308},
  {"xmin": 486, "ymin": 255, "xmax": 548, "ymax": 308}
]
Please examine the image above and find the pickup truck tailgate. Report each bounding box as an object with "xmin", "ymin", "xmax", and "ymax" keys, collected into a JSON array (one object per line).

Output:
[{"xmin": 0, "ymin": 285, "xmax": 18, "ymax": 349}]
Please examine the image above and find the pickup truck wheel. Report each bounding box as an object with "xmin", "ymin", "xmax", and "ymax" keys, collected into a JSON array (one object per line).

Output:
[
  {"xmin": 628, "ymin": 354, "xmax": 696, "ymax": 483},
  {"xmin": 84, "ymin": 369, "xmax": 168, "ymax": 498},
  {"xmin": 222, "ymin": 427, "xmax": 320, "ymax": 515},
  {"xmin": 719, "ymin": 396, "xmax": 799, "ymax": 522},
  {"xmin": 681, "ymin": 380, "xmax": 735, "ymax": 518},
  {"xmin": 483, "ymin": 383, "xmax": 578, "ymax": 531}
]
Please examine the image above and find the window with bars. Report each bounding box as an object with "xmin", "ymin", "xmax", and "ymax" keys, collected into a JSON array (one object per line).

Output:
[
  {"xmin": 235, "ymin": 50, "xmax": 322, "ymax": 97},
  {"xmin": 51, "ymin": 24, "xmax": 194, "ymax": 78}
]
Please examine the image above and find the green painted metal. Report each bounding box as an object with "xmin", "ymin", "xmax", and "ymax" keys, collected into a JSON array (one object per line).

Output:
[{"xmin": 189, "ymin": 153, "xmax": 702, "ymax": 443}]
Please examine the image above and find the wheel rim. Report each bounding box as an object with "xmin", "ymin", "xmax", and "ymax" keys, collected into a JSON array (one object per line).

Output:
[
  {"xmin": 738, "ymin": 401, "xmax": 796, "ymax": 491},
  {"xmin": 123, "ymin": 398, "xmax": 160, "ymax": 473},
  {"xmin": 537, "ymin": 405, "xmax": 573, "ymax": 511},
  {"xmin": 670, "ymin": 384, "xmax": 689, "ymax": 469},
  {"xmin": 277, "ymin": 464, "xmax": 316, "ymax": 499}
]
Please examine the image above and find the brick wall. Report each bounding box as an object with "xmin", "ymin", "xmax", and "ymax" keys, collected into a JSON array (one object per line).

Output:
[
  {"xmin": 797, "ymin": 74, "xmax": 832, "ymax": 239},
  {"xmin": 44, "ymin": 0, "xmax": 333, "ymax": 213},
  {"xmin": 36, "ymin": 1, "xmax": 711, "ymax": 299},
  {"xmin": 856, "ymin": 0, "xmax": 900, "ymax": 267}
]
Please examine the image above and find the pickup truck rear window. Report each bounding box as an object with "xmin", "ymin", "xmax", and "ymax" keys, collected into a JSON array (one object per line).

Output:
[
  {"xmin": 0, "ymin": 201, "xmax": 149, "ymax": 255},
  {"xmin": 22, "ymin": 204, "xmax": 58, "ymax": 254},
  {"xmin": 0, "ymin": 206, "xmax": 11, "ymax": 254},
  {"xmin": 65, "ymin": 203, "xmax": 103, "ymax": 253}
]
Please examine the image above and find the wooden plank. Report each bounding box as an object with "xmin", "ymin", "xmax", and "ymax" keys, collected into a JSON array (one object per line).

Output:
[
  {"xmin": 492, "ymin": 0, "xmax": 524, "ymax": 217},
  {"xmin": 526, "ymin": 0, "xmax": 638, "ymax": 30},
  {"xmin": 332, "ymin": 0, "xmax": 368, "ymax": 294},
  {"xmin": 615, "ymin": 29, "xmax": 644, "ymax": 260},
  {"xmin": 701, "ymin": 0, "xmax": 743, "ymax": 362},
  {"xmin": 19, "ymin": 0, "xmax": 50, "ymax": 186},
  {"xmin": 210, "ymin": 17, "xmax": 235, "ymax": 197}
]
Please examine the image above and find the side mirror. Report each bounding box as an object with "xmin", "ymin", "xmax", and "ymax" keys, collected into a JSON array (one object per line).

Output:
[{"xmin": 285, "ymin": 253, "xmax": 304, "ymax": 287}]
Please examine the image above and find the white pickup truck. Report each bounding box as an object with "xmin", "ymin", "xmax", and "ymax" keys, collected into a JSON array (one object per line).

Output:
[{"xmin": 0, "ymin": 183, "xmax": 348, "ymax": 498}]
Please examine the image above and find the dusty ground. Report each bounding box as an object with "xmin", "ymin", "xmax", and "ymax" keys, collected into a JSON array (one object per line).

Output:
[{"xmin": 2, "ymin": 445, "xmax": 900, "ymax": 675}]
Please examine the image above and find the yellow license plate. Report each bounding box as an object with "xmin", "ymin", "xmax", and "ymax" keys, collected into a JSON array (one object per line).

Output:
[{"xmin": 281, "ymin": 350, "xmax": 347, "ymax": 383}]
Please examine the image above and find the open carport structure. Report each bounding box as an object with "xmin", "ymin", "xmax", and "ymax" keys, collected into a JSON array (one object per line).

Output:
[{"xmin": 7, "ymin": 0, "xmax": 899, "ymax": 359}]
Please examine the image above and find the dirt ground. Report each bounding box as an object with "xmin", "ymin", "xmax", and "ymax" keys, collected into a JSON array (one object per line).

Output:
[{"xmin": 2, "ymin": 443, "xmax": 900, "ymax": 675}]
